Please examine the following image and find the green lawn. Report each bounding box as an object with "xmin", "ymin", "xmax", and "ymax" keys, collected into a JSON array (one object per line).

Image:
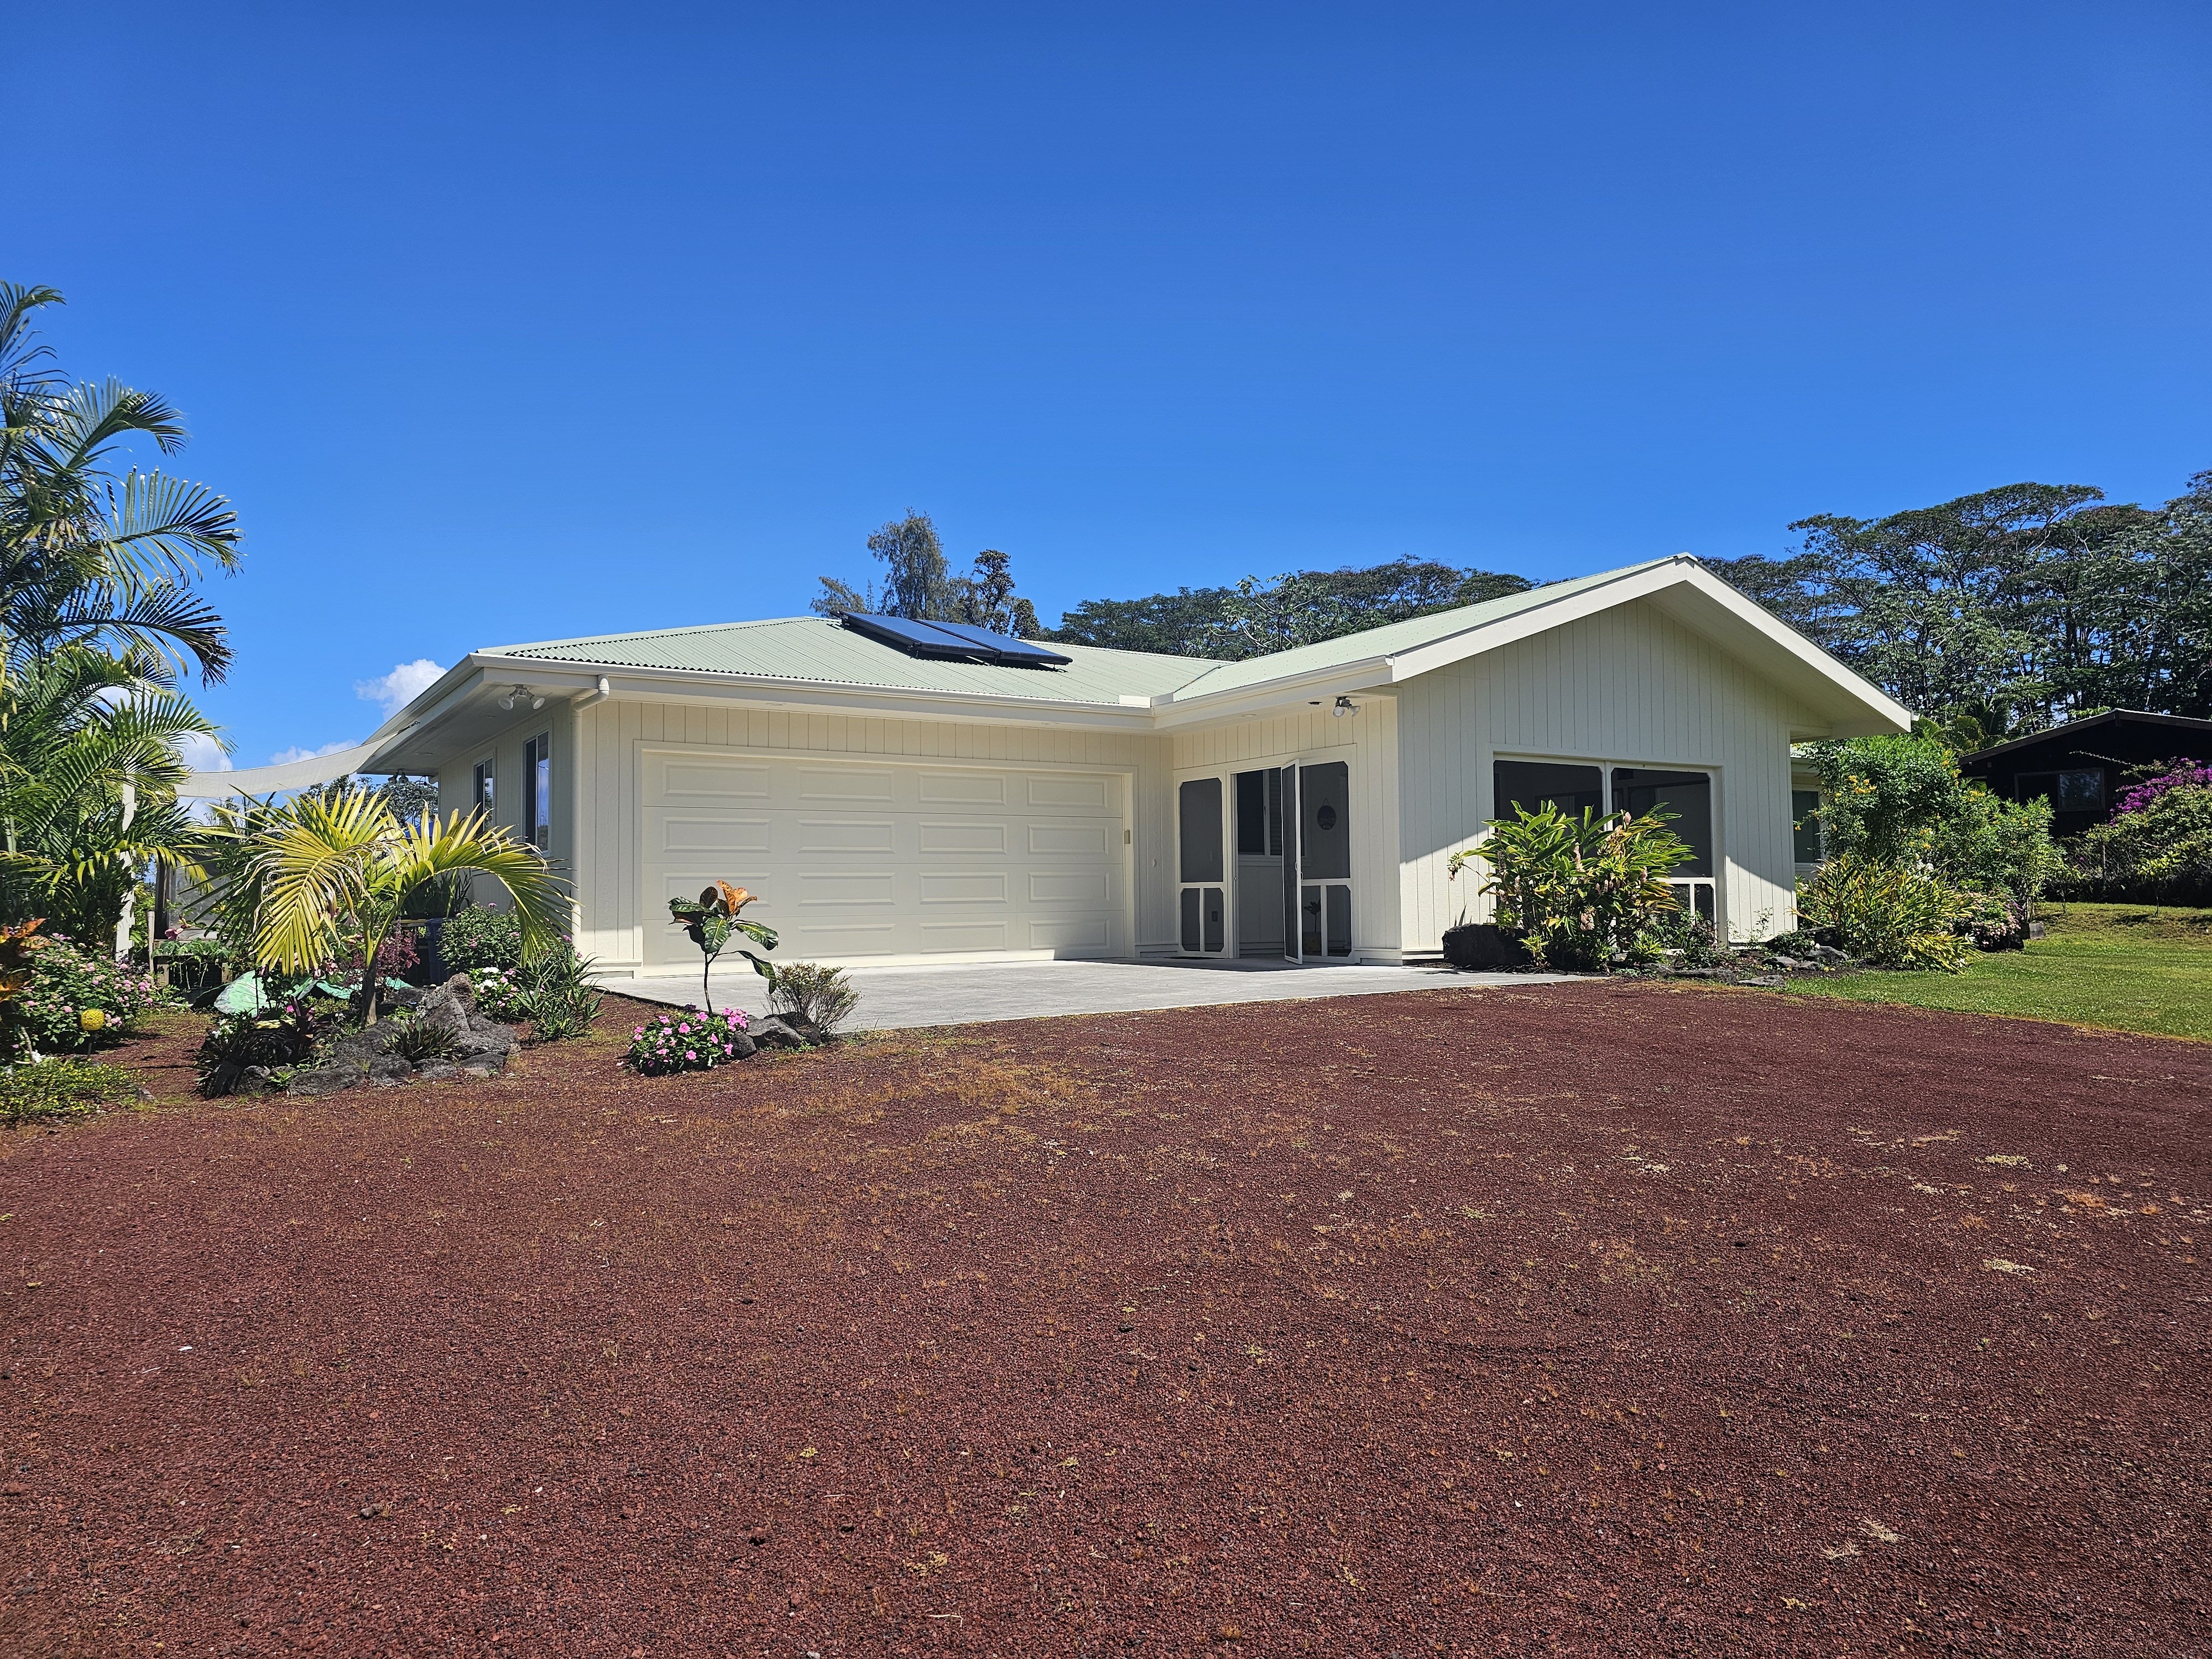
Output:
[{"xmin": 1783, "ymin": 901, "xmax": 2212, "ymax": 1041}]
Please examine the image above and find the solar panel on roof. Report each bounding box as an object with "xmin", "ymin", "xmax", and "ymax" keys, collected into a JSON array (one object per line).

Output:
[{"xmin": 838, "ymin": 612, "xmax": 1072, "ymax": 668}]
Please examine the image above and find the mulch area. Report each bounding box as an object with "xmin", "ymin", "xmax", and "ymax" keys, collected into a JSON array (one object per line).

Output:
[{"xmin": 2, "ymin": 983, "xmax": 2209, "ymax": 1656}]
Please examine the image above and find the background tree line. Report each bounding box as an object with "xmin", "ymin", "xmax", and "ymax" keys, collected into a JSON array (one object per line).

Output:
[{"xmin": 825, "ymin": 473, "xmax": 2210, "ymax": 743}]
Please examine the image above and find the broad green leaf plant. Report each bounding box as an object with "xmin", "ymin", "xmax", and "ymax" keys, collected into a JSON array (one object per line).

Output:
[
  {"xmin": 667, "ymin": 881, "xmax": 778, "ymax": 1014},
  {"xmin": 205, "ymin": 792, "xmax": 567, "ymax": 1024},
  {"xmin": 1448, "ymin": 803, "xmax": 1694, "ymax": 972}
]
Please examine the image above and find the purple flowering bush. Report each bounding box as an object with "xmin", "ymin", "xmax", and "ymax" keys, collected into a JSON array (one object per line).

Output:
[
  {"xmin": 2116, "ymin": 759, "xmax": 2212, "ymax": 818},
  {"xmin": 625, "ymin": 1005, "xmax": 752, "ymax": 1075}
]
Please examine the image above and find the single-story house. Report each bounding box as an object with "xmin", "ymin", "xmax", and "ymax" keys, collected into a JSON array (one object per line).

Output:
[
  {"xmin": 330, "ymin": 555, "xmax": 1909, "ymax": 974},
  {"xmin": 1961, "ymin": 709, "xmax": 2212, "ymax": 838}
]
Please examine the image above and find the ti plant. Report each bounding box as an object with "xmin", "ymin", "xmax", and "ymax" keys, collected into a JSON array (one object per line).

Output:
[
  {"xmin": 0, "ymin": 917, "xmax": 51, "ymax": 1057},
  {"xmin": 667, "ymin": 881, "xmax": 777, "ymax": 1014}
]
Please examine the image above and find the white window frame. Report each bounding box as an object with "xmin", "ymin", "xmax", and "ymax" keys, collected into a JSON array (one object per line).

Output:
[{"xmin": 1487, "ymin": 749, "xmax": 1724, "ymax": 935}]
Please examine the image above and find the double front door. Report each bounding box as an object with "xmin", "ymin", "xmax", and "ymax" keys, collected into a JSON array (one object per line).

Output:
[{"xmin": 1178, "ymin": 760, "xmax": 1352, "ymax": 960}]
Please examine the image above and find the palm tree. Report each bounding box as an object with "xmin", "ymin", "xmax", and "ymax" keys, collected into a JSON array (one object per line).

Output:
[
  {"xmin": 0, "ymin": 284, "xmax": 241, "ymax": 683},
  {"xmin": 0, "ymin": 644, "xmax": 220, "ymax": 940},
  {"xmin": 205, "ymin": 792, "xmax": 568, "ymax": 1023}
]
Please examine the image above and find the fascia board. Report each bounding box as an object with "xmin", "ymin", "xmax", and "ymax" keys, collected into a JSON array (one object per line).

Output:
[
  {"xmin": 465, "ymin": 654, "xmax": 1161, "ymax": 734},
  {"xmin": 1150, "ymin": 666, "xmax": 1394, "ymax": 730}
]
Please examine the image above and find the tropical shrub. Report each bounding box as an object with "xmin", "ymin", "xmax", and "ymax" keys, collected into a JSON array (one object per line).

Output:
[
  {"xmin": 0, "ymin": 1059, "xmax": 139, "ymax": 1125},
  {"xmin": 2059, "ymin": 781, "xmax": 2212, "ymax": 906},
  {"xmin": 666, "ymin": 881, "xmax": 778, "ymax": 1014},
  {"xmin": 1796, "ymin": 854, "xmax": 1973, "ymax": 972},
  {"xmin": 1447, "ymin": 804, "xmax": 1693, "ymax": 972},
  {"xmin": 1638, "ymin": 906, "xmax": 1728, "ymax": 968},
  {"xmin": 12, "ymin": 935, "xmax": 160, "ymax": 1058},
  {"xmin": 388, "ymin": 1013, "xmax": 464, "ymax": 1066},
  {"xmin": 1804, "ymin": 734, "xmax": 2058, "ymax": 905},
  {"xmin": 440, "ymin": 904, "xmax": 524, "ymax": 974},
  {"xmin": 194, "ymin": 998, "xmax": 323, "ymax": 1094},
  {"xmin": 626, "ymin": 1006, "xmax": 753, "ymax": 1075},
  {"xmin": 2116, "ymin": 759, "xmax": 2212, "ymax": 817},
  {"xmin": 515, "ymin": 945, "xmax": 603, "ymax": 1042},
  {"xmin": 769, "ymin": 961, "xmax": 859, "ymax": 1034},
  {"xmin": 469, "ymin": 964, "xmax": 529, "ymax": 1020}
]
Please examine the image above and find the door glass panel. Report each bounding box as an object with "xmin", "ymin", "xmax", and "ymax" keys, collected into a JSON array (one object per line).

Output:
[
  {"xmin": 1280, "ymin": 765, "xmax": 1300, "ymax": 960},
  {"xmin": 1178, "ymin": 778, "xmax": 1224, "ymax": 883},
  {"xmin": 1234, "ymin": 769, "xmax": 1285, "ymax": 957},
  {"xmin": 1203, "ymin": 888, "xmax": 1225, "ymax": 954},
  {"xmin": 1494, "ymin": 759, "xmax": 1604, "ymax": 819},
  {"xmin": 1300, "ymin": 885, "xmax": 1323, "ymax": 956},
  {"xmin": 1325, "ymin": 884, "xmax": 1352, "ymax": 956},
  {"xmin": 1298, "ymin": 762, "xmax": 1350, "ymax": 881},
  {"xmin": 1613, "ymin": 769, "xmax": 1713, "ymax": 877},
  {"xmin": 1180, "ymin": 887, "xmax": 1203, "ymax": 953}
]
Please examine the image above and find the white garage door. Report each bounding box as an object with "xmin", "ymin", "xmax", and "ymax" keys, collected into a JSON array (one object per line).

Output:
[{"xmin": 640, "ymin": 751, "xmax": 1128, "ymax": 969}]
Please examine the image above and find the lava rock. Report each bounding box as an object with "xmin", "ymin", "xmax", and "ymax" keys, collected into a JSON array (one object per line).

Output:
[
  {"xmin": 1740, "ymin": 974, "xmax": 1787, "ymax": 988},
  {"xmin": 1441, "ymin": 922, "xmax": 1532, "ymax": 971},
  {"xmin": 748, "ymin": 1016, "xmax": 806, "ymax": 1050},
  {"xmin": 286, "ymin": 1066, "xmax": 358, "ymax": 1098},
  {"xmin": 778, "ymin": 1013, "xmax": 825, "ymax": 1044},
  {"xmin": 416, "ymin": 1062, "xmax": 458, "ymax": 1082}
]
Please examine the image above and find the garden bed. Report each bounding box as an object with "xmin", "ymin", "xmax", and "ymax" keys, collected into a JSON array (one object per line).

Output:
[{"xmin": 1, "ymin": 982, "xmax": 2207, "ymax": 1652}]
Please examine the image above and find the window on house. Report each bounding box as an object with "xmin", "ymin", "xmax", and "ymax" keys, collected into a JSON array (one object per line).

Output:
[
  {"xmin": 1611, "ymin": 768, "xmax": 1714, "ymax": 877},
  {"xmin": 523, "ymin": 733, "xmax": 551, "ymax": 848},
  {"xmin": 1792, "ymin": 789, "xmax": 1822, "ymax": 864},
  {"xmin": 472, "ymin": 758, "xmax": 495, "ymax": 820},
  {"xmin": 1493, "ymin": 760, "xmax": 1604, "ymax": 820},
  {"xmin": 2017, "ymin": 769, "xmax": 2104, "ymax": 812}
]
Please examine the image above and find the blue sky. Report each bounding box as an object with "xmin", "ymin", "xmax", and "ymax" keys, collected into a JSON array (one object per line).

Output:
[{"xmin": 15, "ymin": 2, "xmax": 2211, "ymax": 771}]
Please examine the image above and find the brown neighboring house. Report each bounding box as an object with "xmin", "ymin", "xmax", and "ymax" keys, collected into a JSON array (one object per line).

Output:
[{"xmin": 1961, "ymin": 710, "xmax": 2212, "ymax": 837}]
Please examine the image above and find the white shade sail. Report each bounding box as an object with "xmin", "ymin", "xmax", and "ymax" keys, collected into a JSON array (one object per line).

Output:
[{"xmin": 176, "ymin": 737, "xmax": 395, "ymax": 799}]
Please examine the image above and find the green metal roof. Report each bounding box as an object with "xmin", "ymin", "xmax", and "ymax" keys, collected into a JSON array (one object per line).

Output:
[
  {"xmin": 479, "ymin": 560, "xmax": 1672, "ymax": 707},
  {"xmin": 1159, "ymin": 561, "xmax": 1670, "ymax": 701},
  {"xmin": 485, "ymin": 615, "xmax": 1223, "ymax": 706}
]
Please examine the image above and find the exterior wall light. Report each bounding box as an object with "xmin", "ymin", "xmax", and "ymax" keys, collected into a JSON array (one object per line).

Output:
[
  {"xmin": 499, "ymin": 684, "xmax": 546, "ymax": 712},
  {"xmin": 1333, "ymin": 696, "xmax": 1358, "ymax": 717}
]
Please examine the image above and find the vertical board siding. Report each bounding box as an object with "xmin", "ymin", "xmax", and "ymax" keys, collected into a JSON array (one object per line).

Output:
[{"xmin": 1395, "ymin": 598, "xmax": 1813, "ymax": 950}]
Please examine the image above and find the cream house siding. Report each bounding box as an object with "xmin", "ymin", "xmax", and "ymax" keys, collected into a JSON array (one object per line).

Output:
[
  {"xmin": 432, "ymin": 711, "xmax": 578, "ymax": 881},
  {"xmin": 554, "ymin": 698, "xmax": 1174, "ymax": 973},
  {"xmin": 1167, "ymin": 696, "xmax": 1404, "ymax": 960},
  {"xmin": 1395, "ymin": 598, "xmax": 1820, "ymax": 950}
]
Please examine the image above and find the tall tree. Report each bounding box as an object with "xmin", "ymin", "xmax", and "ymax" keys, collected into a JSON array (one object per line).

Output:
[
  {"xmin": 0, "ymin": 284, "xmax": 242, "ymax": 683},
  {"xmin": 813, "ymin": 522, "xmax": 1044, "ymax": 636},
  {"xmin": 1708, "ymin": 473, "xmax": 2211, "ymax": 727}
]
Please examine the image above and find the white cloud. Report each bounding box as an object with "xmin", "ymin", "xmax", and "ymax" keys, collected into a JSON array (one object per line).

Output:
[
  {"xmin": 354, "ymin": 658, "xmax": 447, "ymax": 717},
  {"xmin": 270, "ymin": 739, "xmax": 360, "ymax": 766},
  {"xmin": 176, "ymin": 732, "xmax": 231, "ymax": 774}
]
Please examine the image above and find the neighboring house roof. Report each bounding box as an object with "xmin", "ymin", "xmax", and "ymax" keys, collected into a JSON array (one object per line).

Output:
[
  {"xmin": 1961, "ymin": 709, "xmax": 2212, "ymax": 768},
  {"xmin": 484, "ymin": 615, "xmax": 1220, "ymax": 707},
  {"xmin": 361, "ymin": 552, "xmax": 1913, "ymax": 773}
]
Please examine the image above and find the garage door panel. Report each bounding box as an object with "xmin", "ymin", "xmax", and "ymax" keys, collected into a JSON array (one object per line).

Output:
[
  {"xmin": 799, "ymin": 767, "xmax": 895, "ymax": 802},
  {"xmin": 1030, "ymin": 917, "xmax": 1109, "ymax": 952},
  {"xmin": 920, "ymin": 921, "xmax": 1008, "ymax": 951},
  {"xmin": 1029, "ymin": 821, "xmax": 1109, "ymax": 856},
  {"xmin": 920, "ymin": 872, "xmax": 1008, "ymax": 905},
  {"xmin": 919, "ymin": 821, "xmax": 1007, "ymax": 854},
  {"xmin": 643, "ymin": 752, "xmax": 1123, "ymax": 967},
  {"xmin": 1027, "ymin": 776, "xmax": 1109, "ymax": 811},
  {"xmin": 659, "ymin": 761, "xmax": 771, "ymax": 802},
  {"xmin": 656, "ymin": 814, "xmax": 771, "ymax": 855},
  {"xmin": 798, "ymin": 817, "xmax": 896, "ymax": 854},
  {"xmin": 797, "ymin": 871, "xmax": 895, "ymax": 907},
  {"xmin": 1030, "ymin": 869, "xmax": 1108, "ymax": 904},
  {"xmin": 918, "ymin": 771, "xmax": 1006, "ymax": 805}
]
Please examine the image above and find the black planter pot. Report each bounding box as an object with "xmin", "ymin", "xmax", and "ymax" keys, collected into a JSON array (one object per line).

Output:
[
  {"xmin": 408, "ymin": 917, "xmax": 450, "ymax": 985},
  {"xmin": 1441, "ymin": 922, "xmax": 1532, "ymax": 971}
]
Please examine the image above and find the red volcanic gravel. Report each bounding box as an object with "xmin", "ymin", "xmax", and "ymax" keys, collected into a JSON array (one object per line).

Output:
[{"xmin": 2, "ymin": 982, "xmax": 2209, "ymax": 1656}]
